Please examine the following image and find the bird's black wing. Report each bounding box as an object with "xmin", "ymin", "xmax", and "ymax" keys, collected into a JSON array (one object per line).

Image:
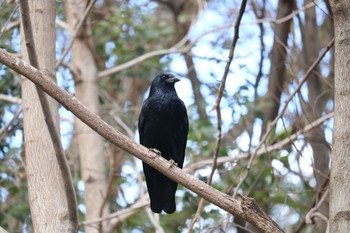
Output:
[
  {"xmin": 138, "ymin": 98, "xmax": 166, "ymax": 213},
  {"xmin": 161, "ymin": 98, "xmax": 188, "ymax": 213},
  {"xmin": 172, "ymin": 99, "xmax": 189, "ymax": 169},
  {"xmin": 138, "ymin": 101, "xmax": 147, "ymax": 145}
]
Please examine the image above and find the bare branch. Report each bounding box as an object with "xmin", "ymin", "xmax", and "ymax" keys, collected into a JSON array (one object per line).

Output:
[
  {"xmin": 97, "ymin": 35, "xmax": 189, "ymax": 78},
  {"xmin": 97, "ymin": 19, "xmax": 239, "ymax": 78},
  {"xmin": 56, "ymin": 19, "xmax": 69, "ymax": 30},
  {"xmin": 0, "ymin": 47, "xmax": 283, "ymax": 233},
  {"xmin": 0, "ymin": 94, "xmax": 22, "ymax": 104},
  {"xmin": 55, "ymin": 0, "xmax": 97, "ymax": 68},
  {"xmin": 0, "ymin": 107, "xmax": 22, "ymax": 141},
  {"xmin": 82, "ymin": 197, "xmax": 149, "ymax": 226},
  {"xmin": 254, "ymin": 1, "xmax": 319, "ymax": 25},
  {"xmin": 0, "ymin": 226, "xmax": 10, "ymax": 233},
  {"xmin": 0, "ymin": 4, "xmax": 19, "ymax": 38},
  {"xmin": 305, "ymin": 189, "xmax": 329, "ymax": 224}
]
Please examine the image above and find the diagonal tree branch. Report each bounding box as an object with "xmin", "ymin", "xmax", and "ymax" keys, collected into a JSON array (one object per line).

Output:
[
  {"xmin": 81, "ymin": 196, "xmax": 149, "ymax": 226},
  {"xmin": 97, "ymin": 34, "xmax": 189, "ymax": 78},
  {"xmin": 0, "ymin": 47, "xmax": 283, "ymax": 233},
  {"xmin": 0, "ymin": 226, "xmax": 10, "ymax": 233},
  {"xmin": 55, "ymin": 0, "xmax": 97, "ymax": 68},
  {"xmin": 0, "ymin": 4, "xmax": 19, "ymax": 39},
  {"xmin": 0, "ymin": 107, "xmax": 22, "ymax": 141}
]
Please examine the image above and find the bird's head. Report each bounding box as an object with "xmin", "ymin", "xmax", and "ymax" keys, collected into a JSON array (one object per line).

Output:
[{"xmin": 149, "ymin": 73, "xmax": 180, "ymax": 95}]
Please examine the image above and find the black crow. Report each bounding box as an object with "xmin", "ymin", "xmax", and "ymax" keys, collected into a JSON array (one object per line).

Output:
[{"xmin": 138, "ymin": 73, "xmax": 189, "ymax": 214}]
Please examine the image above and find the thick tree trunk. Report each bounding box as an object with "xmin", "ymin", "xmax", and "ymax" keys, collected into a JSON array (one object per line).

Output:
[
  {"xmin": 329, "ymin": 1, "xmax": 350, "ymax": 232},
  {"xmin": 21, "ymin": 0, "xmax": 75, "ymax": 232},
  {"xmin": 64, "ymin": 0, "xmax": 109, "ymax": 232}
]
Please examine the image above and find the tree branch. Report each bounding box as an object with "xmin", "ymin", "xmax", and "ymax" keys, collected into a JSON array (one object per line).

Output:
[
  {"xmin": 81, "ymin": 197, "xmax": 149, "ymax": 226},
  {"xmin": 0, "ymin": 226, "xmax": 10, "ymax": 233},
  {"xmin": 305, "ymin": 189, "xmax": 329, "ymax": 224},
  {"xmin": 0, "ymin": 48, "xmax": 283, "ymax": 233},
  {"xmin": 0, "ymin": 107, "xmax": 22, "ymax": 141},
  {"xmin": 0, "ymin": 94, "xmax": 22, "ymax": 104},
  {"xmin": 97, "ymin": 34, "xmax": 189, "ymax": 78},
  {"xmin": 0, "ymin": 4, "xmax": 19, "ymax": 38},
  {"xmin": 253, "ymin": 0, "xmax": 319, "ymax": 25},
  {"xmin": 55, "ymin": 0, "xmax": 97, "ymax": 68}
]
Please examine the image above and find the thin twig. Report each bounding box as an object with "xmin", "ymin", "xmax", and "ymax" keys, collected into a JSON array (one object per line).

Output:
[
  {"xmin": 305, "ymin": 189, "xmax": 329, "ymax": 224},
  {"xmin": 98, "ymin": 157, "xmax": 117, "ymax": 233},
  {"xmin": 146, "ymin": 209, "xmax": 165, "ymax": 233},
  {"xmin": 0, "ymin": 4, "xmax": 19, "ymax": 38},
  {"xmin": 56, "ymin": 19, "xmax": 69, "ymax": 30},
  {"xmin": 97, "ymin": 19, "xmax": 240, "ymax": 78},
  {"xmin": 294, "ymin": 171, "xmax": 330, "ymax": 233},
  {"xmin": 254, "ymin": 1, "xmax": 319, "ymax": 25},
  {"xmin": 82, "ymin": 197, "xmax": 149, "ymax": 226},
  {"xmin": 0, "ymin": 94, "xmax": 22, "ymax": 104},
  {"xmin": 188, "ymin": 1, "xmax": 248, "ymax": 231},
  {"xmin": 0, "ymin": 226, "xmax": 10, "ymax": 233},
  {"xmin": 251, "ymin": 0, "xmax": 265, "ymax": 93},
  {"xmin": 98, "ymin": 32, "xmax": 189, "ymax": 78},
  {"xmin": 19, "ymin": 0, "xmax": 78, "ymax": 230},
  {"xmin": 55, "ymin": 0, "xmax": 97, "ymax": 68},
  {"xmin": 0, "ymin": 107, "xmax": 22, "ymax": 141}
]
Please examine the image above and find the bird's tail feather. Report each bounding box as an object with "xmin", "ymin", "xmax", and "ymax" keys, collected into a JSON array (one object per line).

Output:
[{"xmin": 162, "ymin": 178, "xmax": 178, "ymax": 214}]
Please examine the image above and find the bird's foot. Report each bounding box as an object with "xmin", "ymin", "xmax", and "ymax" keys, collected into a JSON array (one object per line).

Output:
[
  {"xmin": 149, "ymin": 148, "xmax": 161, "ymax": 155},
  {"xmin": 168, "ymin": 159, "xmax": 178, "ymax": 168}
]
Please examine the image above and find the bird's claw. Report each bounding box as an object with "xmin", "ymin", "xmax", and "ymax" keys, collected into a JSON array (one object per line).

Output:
[
  {"xmin": 168, "ymin": 159, "xmax": 178, "ymax": 168},
  {"xmin": 149, "ymin": 148, "xmax": 161, "ymax": 155}
]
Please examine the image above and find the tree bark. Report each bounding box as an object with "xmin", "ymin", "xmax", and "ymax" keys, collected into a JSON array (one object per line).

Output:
[
  {"xmin": 64, "ymin": 0, "xmax": 109, "ymax": 232},
  {"xmin": 20, "ymin": 0, "xmax": 76, "ymax": 232},
  {"xmin": 329, "ymin": 1, "xmax": 350, "ymax": 232}
]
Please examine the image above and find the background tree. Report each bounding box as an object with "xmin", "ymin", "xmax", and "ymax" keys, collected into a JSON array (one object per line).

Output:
[
  {"xmin": 0, "ymin": 0, "xmax": 339, "ymax": 232},
  {"xmin": 19, "ymin": 0, "xmax": 77, "ymax": 232},
  {"xmin": 64, "ymin": 0, "xmax": 109, "ymax": 232}
]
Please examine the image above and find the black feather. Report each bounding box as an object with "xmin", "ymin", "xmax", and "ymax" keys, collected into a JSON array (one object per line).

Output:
[{"xmin": 138, "ymin": 73, "xmax": 189, "ymax": 214}]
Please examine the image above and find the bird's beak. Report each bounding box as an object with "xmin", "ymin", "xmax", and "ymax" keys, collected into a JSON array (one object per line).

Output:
[{"xmin": 165, "ymin": 76, "xmax": 180, "ymax": 83}]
